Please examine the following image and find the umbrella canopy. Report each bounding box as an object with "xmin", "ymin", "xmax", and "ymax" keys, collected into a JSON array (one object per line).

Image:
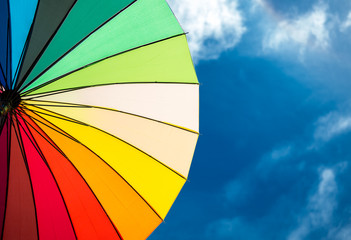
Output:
[{"xmin": 0, "ymin": 0, "xmax": 199, "ymax": 239}]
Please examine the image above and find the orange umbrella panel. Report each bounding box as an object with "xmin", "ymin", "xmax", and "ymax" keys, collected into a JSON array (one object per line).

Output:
[{"xmin": 0, "ymin": 0, "xmax": 199, "ymax": 239}]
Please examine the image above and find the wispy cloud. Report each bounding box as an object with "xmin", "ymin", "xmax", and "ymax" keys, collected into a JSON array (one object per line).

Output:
[
  {"xmin": 313, "ymin": 111, "xmax": 351, "ymax": 143},
  {"xmin": 329, "ymin": 224, "xmax": 351, "ymax": 240},
  {"xmin": 340, "ymin": 12, "xmax": 351, "ymax": 32},
  {"xmin": 255, "ymin": 144, "xmax": 295, "ymax": 178},
  {"xmin": 288, "ymin": 168, "xmax": 338, "ymax": 240},
  {"xmin": 166, "ymin": 0, "xmax": 246, "ymax": 62},
  {"xmin": 222, "ymin": 146, "xmax": 294, "ymax": 206},
  {"xmin": 262, "ymin": 2, "xmax": 330, "ymax": 56},
  {"xmin": 269, "ymin": 144, "xmax": 293, "ymax": 161}
]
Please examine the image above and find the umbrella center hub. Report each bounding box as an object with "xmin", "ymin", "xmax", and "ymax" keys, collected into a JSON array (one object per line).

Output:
[{"xmin": 0, "ymin": 90, "xmax": 21, "ymax": 116}]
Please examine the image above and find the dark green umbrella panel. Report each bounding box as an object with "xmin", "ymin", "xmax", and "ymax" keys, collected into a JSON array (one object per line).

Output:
[{"xmin": 0, "ymin": 0, "xmax": 199, "ymax": 239}]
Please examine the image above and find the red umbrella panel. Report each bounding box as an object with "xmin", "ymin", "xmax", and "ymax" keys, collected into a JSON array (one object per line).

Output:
[{"xmin": 0, "ymin": 0, "xmax": 199, "ymax": 239}]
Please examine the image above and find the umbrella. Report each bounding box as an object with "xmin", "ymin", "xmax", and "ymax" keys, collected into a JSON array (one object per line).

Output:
[{"xmin": 0, "ymin": 0, "xmax": 199, "ymax": 239}]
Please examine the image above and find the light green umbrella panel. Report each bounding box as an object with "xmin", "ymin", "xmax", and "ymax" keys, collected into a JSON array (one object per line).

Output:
[
  {"xmin": 26, "ymin": 35, "xmax": 197, "ymax": 96},
  {"xmin": 20, "ymin": 0, "xmax": 189, "ymax": 94},
  {"xmin": 0, "ymin": 0, "xmax": 199, "ymax": 239}
]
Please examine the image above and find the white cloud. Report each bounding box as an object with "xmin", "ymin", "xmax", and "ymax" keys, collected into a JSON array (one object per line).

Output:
[
  {"xmin": 288, "ymin": 168, "xmax": 338, "ymax": 240},
  {"xmin": 309, "ymin": 169, "xmax": 338, "ymax": 225},
  {"xmin": 166, "ymin": 0, "xmax": 246, "ymax": 62},
  {"xmin": 314, "ymin": 111, "xmax": 351, "ymax": 142},
  {"xmin": 340, "ymin": 12, "xmax": 351, "ymax": 32},
  {"xmin": 263, "ymin": 3, "xmax": 330, "ymax": 55}
]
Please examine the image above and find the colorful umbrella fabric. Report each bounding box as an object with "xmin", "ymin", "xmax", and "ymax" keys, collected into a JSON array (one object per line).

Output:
[{"xmin": 0, "ymin": 0, "xmax": 199, "ymax": 239}]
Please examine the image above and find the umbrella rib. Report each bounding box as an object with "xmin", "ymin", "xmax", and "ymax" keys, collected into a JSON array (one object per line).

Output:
[
  {"xmin": 21, "ymin": 103, "xmax": 90, "ymax": 127},
  {"xmin": 26, "ymin": 108, "xmax": 87, "ymax": 126},
  {"xmin": 20, "ymin": 88, "xmax": 74, "ymax": 99},
  {"xmin": 20, "ymin": 32, "xmax": 186, "ymax": 96},
  {"xmin": 0, "ymin": 116, "xmax": 7, "ymax": 136},
  {"xmin": 27, "ymin": 103, "xmax": 188, "ymax": 180},
  {"xmin": 24, "ymin": 103, "xmax": 91, "ymax": 108},
  {"xmin": 12, "ymin": 116, "xmax": 39, "ymax": 240},
  {"xmin": 22, "ymin": 81, "xmax": 199, "ymax": 99},
  {"xmin": 6, "ymin": 0, "xmax": 12, "ymax": 90},
  {"xmin": 15, "ymin": 116, "xmax": 78, "ymax": 240},
  {"xmin": 22, "ymin": 101, "xmax": 198, "ymax": 177},
  {"xmin": 17, "ymin": 107, "xmax": 101, "ymax": 159},
  {"xmin": 5, "ymin": 4, "xmax": 10, "ymax": 90},
  {"xmin": 14, "ymin": 0, "xmax": 79, "ymax": 91},
  {"xmin": 11, "ymin": 7, "xmax": 38, "ymax": 89},
  {"xmin": 22, "ymin": 99, "xmax": 199, "ymax": 134},
  {"xmin": 16, "ymin": 107, "xmax": 80, "ymax": 144},
  {"xmin": 19, "ymin": 105, "xmax": 165, "ymax": 222},
  {"xmin": 18, "ymin": 113, "xmax": 124, "ymax": 240},
  {"xmin": 5, "ymin": 6, "xmax": 8, "ymax": 81},
  {"xmin": 18, "ymin": 0, "xmax": 139, "ymax": 94},
  {"xmin": 1, "ymin": 118, "xmax": 10, "ymax": 239},
  {"xmin": 16, "ymin": 110, "xmax": 68, "ymax": 156},
  {"xmin": 0, "ymin": 63, "xmax": 6, "ymax": 83},
  {"xmin": 11, "ymin": 0, "xmax": 40, "ymax": 89}
]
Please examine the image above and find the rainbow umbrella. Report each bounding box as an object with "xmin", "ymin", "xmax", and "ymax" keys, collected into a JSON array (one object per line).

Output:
[{"xmin": 0, "ymin": 0, "xmax": 199, "ymax": 239}]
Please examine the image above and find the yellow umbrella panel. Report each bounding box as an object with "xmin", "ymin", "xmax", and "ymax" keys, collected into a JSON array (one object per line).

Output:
[{"xmin": 0, "ymin": 0, "xmax": 199, "ymax": 239}]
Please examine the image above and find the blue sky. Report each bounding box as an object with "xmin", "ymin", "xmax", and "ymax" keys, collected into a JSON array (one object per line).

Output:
[{"xmin": 150, "ymin": 0, "xmax": 351, "ymax": 239}]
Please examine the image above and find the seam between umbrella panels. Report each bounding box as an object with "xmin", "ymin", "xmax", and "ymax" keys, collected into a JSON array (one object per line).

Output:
[
  {"xmin": 0, "ymin": 118, "xmax": 3, "ymax": 135},
  {"xmin": 12, "ymin": 0, "xmax": 41, "ymax": 90},
  {"xmin": 13, "ymin": 0, "xmax": 42, "ymax": 89},
  {"xmin": 5, "ymin": 0, "xmax": 10, "ymax": 90},
  {"xmin": 24, "ymin": 103, "xmax": 189, "ymax": 180},
  {"xmin": 16, "ymin": 110, "xmax": 124, "ymax": 240},
  {"xmin": 23, "ymin": 104, "xmax": 89, "ymax": 127},
  {"xmin": 22, "ymin": 81, "xmax": 200, "ymax": 99},
  {"xmin": 12, "ymin": 117, "xmax": 39, "ymax": 240},
  {"xmin": 0, "ymin": 63, "xmax": 6, "ymax": 83},
  {"xmin": 14, "ymin": 0, "xmax": 78, "ymax": 91},
  {"xmin": 24, "ymin": 102, "xmax": 199, "ymax": 180},
  {"xmin": 16, "ymin": 108, "xmax": 83, "ymax": 145},
  {"xmin": 22, "ymin": 101, "xmax": 200, "ymax": 176},
  {"xmin": 15, "ymin": 115, "xmax": 79, "ymax": 240},
  {"xmin": 19, "ymin": 106, "xmax": 166, "ymax": 222},
  {"xmin": 8, "ymin": 36, "xmax": 28, "ymax": 97},
  {"xmin": 19, "ymin": 107, "xmax": 166, "ymax": 235},
  {"xmin": 5, "ymin": 4, "xmax": 10, "ymax": 91},
  {"xmin": 25, "ymin": 102, "xmax": 190, "ymax": 188},
  {"xmin": 0, "ymin": 116, "xmax": 7, "ymax": 136},
  {"xmin": 17, "ymin": 0, "xmax": 139, "ymax": 94},
  {"xmin": 19, "ymin": 32, "xmax": 187, "ymax": 96},
  {"xmin": 1, "ymin": 118, "xmax": 10, "ymax": 239},
  {"xmin": 23, "ymin": 99, "xmax": 199, "ymax": 134}
]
